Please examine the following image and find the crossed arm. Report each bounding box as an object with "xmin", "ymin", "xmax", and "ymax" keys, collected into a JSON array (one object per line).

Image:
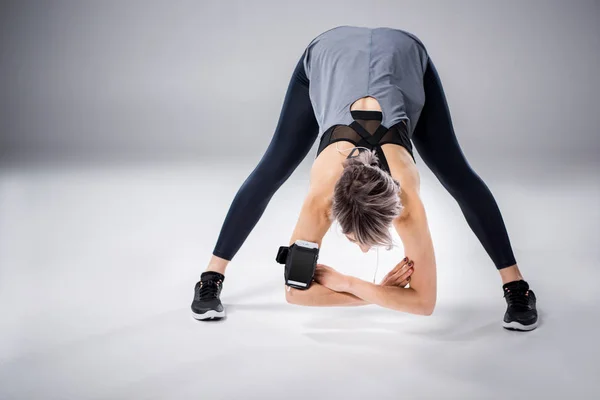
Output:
[{"xmin": 284, "ymin": 156, "xmax": 437, "ymax": 315}]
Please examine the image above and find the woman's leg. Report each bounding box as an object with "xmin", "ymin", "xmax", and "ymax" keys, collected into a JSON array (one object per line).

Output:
[
  {"xmin": 208, "ymin": 50, "xmax": 319, "ymax": 274},
  {"xmin": 412, "ymin": 59, "xmax": 538, "ymax": 331},
  {"xmin": 411, "ymin": 59, "xmax": 522, "ymax": 282}
]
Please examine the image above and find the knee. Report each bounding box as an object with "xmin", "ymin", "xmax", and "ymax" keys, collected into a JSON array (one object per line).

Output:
[{"xmin": 436, "ymin": 165, "xmax": 483, "ymax": 197}]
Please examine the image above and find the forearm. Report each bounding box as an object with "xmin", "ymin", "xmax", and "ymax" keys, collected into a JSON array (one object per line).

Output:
[
  {"xmin": 345, "ymin": 277, "xmax": 432, "ymax": 315},
  {"xmin": 286, "ymin": 282, "xmax": 369, "ymax": 307}
]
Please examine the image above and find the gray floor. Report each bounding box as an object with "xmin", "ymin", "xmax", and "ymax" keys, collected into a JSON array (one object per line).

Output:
[{"xmin": 1, "ymin": 160, "xmax": 599, "ymax": 399}]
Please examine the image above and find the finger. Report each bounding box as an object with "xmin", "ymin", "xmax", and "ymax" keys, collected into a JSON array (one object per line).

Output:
[
  {"xmin": 381, "ymin": 272, "xmax": 392, "ymax": 283},
  {"xmin": 399, "ymin": 277, "xmax": 410, "ymax": 288},
  {"xmin": 387, "ymin": 263, "xmax": 412, "ymax": 284},
  {"xmin": 400, "ymin": 261, "xmax": 414, "ymax": 276},
  {"xmin": 396, "ymin": 258, "xmax": 409, "ymax": 270},
  {"xmin": 388, "ymin": 258, "xmax": 408, "ymax": 275},
  {"xmin": 381, "ymin": 269, "xmax": 398, "ymax": 284},
  {"xmin": 398, "ymin": 261, "xmax": 412, "ymax": 275},
  {"xmin": 384, "ymin": 268, "xmax": 404, "ymax": 285},
  {"xmin": 384, "ymin": 263, "xmax": 408, "ymax": 283},
  {"xmin": 382, "ymin": 258, "xmax": 411, "ymax": 285},
  {"xmin": 382, "ymin": 273, "xmax": 399, "ymax": 286},
  {"xmin": 397, "ymin": 267, "xmax": 414, "ymax": 283},
  {"xmin": 381, "ymin": 275, "xmax": 393, "ymax": 286},
  {"xmin": 400, "ymin": 265, "xmax": 414, "ymax": 279},
  {"xmin": 394, "ymin": 259, "xmax": 412, "ymax": 274},
  {"xmin": 388, "ymin": 267, "xmax": 413, "ymax": 287}
]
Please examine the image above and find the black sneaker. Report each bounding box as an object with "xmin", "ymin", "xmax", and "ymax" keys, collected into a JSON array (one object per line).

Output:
[
  {"xmin": 191, "ymin": 271, "xmax": 225, "ymax": 320},
  {"xmin": 502, "ymin": 280, "xmax": 538, "ymax": 331}
]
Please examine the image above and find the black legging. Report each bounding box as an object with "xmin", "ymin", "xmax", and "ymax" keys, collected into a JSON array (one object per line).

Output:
[{"xmin": 212, "ymin": 51, "xmax": 517, "ymax": 270}]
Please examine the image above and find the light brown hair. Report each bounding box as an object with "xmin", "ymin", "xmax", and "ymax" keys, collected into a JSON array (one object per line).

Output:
[{"xmin": 331, "ymin": 149, "xmax": 403, "ymax": 250}]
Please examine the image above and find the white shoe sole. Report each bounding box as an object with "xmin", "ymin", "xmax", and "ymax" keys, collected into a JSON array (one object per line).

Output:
[
  {"xmin": 192, "ymin": 309, "xmax": 225, "ymax": 320},
  {"xmin": 503, "ymin": 320, "xmax": 538, "ymax": 331}
]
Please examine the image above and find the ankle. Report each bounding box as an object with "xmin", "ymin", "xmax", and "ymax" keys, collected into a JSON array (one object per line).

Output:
[
  {"xmin": 205, "ymin": 265, "xmax": 226, "ymax": 276},
  {"xmin": 499, "ymin": 264, "xmax": 524, "ymax": 285},
  {"xmin": 205, "ymin": 255, "xmax": 229, "ymax": 276}
]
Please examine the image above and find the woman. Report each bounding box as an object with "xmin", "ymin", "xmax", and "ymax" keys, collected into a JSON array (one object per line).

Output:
[{"xmin": 191, "ymin": 26, "xmax": 538, "ymax": 331}]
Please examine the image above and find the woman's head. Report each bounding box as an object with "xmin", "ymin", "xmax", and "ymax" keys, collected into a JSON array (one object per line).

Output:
[{"xmin": 331, "ymin": 149, "xmax": 403, "ymax": 252}]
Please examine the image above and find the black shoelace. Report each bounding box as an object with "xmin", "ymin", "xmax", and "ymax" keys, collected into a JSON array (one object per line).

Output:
[
  {"xmin": 504, "ymin": 288, "xmax": 530, "ymax": 308},
  {"xmin": 198, "ymin": 279, "xmax": 221, "ymax": 300}
]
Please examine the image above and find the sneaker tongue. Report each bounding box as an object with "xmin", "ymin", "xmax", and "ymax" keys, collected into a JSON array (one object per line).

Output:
[
  {"xmin": 201, "ymin": 271, "xmax": 225, "ymax": 282},
  {"xmin": 503, "ymin": 280, "xmax": 529, "ymax": 292}
]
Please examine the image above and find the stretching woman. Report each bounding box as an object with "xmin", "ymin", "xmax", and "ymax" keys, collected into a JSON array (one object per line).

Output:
[{"xmin": 191, "ymin": 26, "xmax": 538, "ymax": 331}]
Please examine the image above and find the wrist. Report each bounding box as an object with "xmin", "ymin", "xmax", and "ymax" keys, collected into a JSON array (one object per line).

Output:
[{"xmin": 344, "ymin": 275, "xmax": 358, "ymax": 293}]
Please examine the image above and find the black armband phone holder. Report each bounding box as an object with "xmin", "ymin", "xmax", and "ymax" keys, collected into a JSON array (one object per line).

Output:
[{"xmin": 276, "ymin": 243, "xmax": 319, "ymax": 290}]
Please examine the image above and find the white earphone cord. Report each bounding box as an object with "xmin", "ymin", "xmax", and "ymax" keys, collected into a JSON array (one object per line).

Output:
[
  {"xmin": 373, "ymin": 247, "xmax": 379, "ymax": 283},
  {"xmin": 335, "ymin": 142, "xmax": 371, "ymax": 157}
]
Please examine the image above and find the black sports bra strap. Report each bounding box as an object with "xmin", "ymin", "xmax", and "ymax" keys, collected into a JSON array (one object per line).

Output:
[
  {"xmin": 374, "ymin": 147, "xmax": 391, "ymax": 173},
  {"xmin": 349, "ymin": 121, "xmax": 390, "ymax": 147},
  {"xmin": 349, "ymin": 121, "xmax": 377, "ymax": 146},
  {"xmin": 370, "ymin": 124, "xmax": 389, "ymax": 145},
  {"xmin": 347, "ymin": 120, "xmax": 393, "ymax": 174}
]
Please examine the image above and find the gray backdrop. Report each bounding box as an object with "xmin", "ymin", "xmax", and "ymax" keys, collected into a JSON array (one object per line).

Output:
[
  {"xmin": 1, "ymin": 0, "xmax": 599, "ymax": 170},
  {"xmin": 2, "ymin": 2, "xmax": 600, "ymax": 399}
]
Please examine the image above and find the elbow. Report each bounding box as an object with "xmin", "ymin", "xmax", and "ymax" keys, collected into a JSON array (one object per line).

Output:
[
  {"xmin": 419, "ymin": 293, "xmax": 437, "ymax": 316},
  {"xmin": 285, "ymin": 286, "xmax": 300, "ymax": 305},
  {"xmin": 421, "ymin": 301, "xmax": 436, "ymax": 316}
]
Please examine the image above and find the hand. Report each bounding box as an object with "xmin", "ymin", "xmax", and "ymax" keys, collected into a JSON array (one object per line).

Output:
[
  {"xmin": 314, "ymin": 263, "xmax": 351, "ymax": 292},
  {"xmin": 380, "ymin": 257, "xmax": 414, "ymax": 288}
]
